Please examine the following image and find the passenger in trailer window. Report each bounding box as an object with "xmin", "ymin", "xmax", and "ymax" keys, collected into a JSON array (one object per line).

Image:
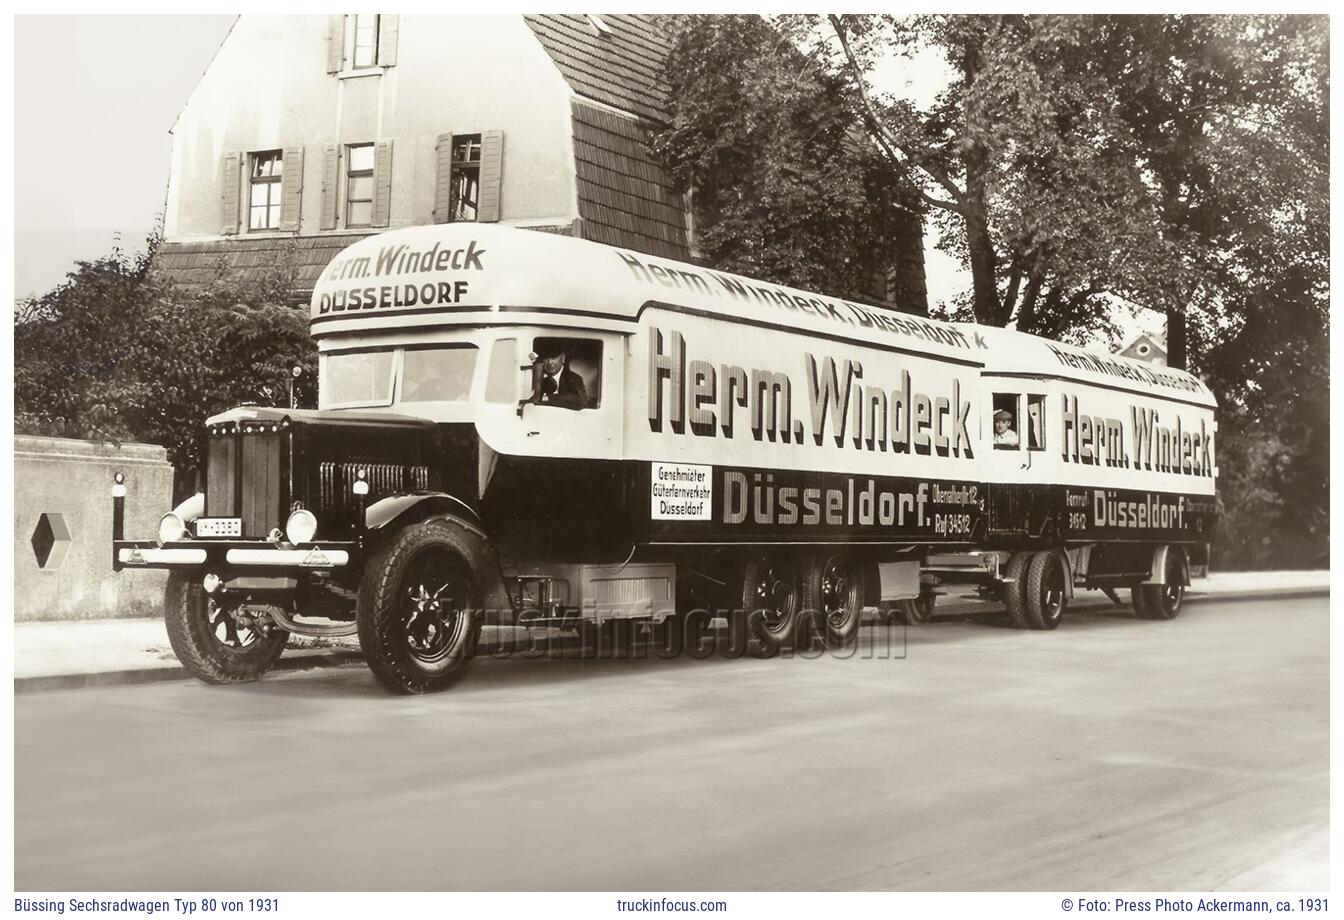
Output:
[
  {"xmin": 523, "ymin": 344, "xmax": 589, "ymax": 411},
  {"xmin": 993, "ymin": 409, "xmax": 1020, "ymax": 448}
]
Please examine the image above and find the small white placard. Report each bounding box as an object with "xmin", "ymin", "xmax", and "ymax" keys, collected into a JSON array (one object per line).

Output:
[
  {"xmin": 196, "ymin": 517, "xmax": 242, "ymax": 538},
  {"xmin": 650, "ymin": 462, "xmax": 712, "ymax": 521}
]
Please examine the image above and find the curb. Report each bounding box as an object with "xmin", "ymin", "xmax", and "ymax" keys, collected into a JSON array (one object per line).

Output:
[{"xmin": 14, "ymin": 586, "xmax": 1328, "ymax": 693}]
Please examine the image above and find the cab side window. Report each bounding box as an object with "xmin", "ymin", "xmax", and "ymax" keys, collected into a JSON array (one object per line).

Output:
[
  {"xmin": 527, "ymin": 336, "xmax": 602, "ymax": 410},
  {"xmin": 993, "ymin": 393, "xmax": 1021, "ymax": 450}
]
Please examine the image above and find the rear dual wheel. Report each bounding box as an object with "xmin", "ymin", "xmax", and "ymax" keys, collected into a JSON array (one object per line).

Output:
[
  {"xmin": 1002, "ymin": 549, "xmax": 1068, "ymax": 631},
  {"xmin": 1131, "ymin": 549, "xmax": 1186, "ymax": 620},
  {"xmin": 810, "ymin": 551, "xmax": 865, "ymax": 648},
  {"xmin": 742, "ymin": 555, "xmax": 809, "ymax": 656}
]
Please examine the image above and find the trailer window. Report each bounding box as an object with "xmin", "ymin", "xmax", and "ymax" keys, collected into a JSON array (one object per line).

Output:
[
  {"xmin": 400, "ymin": 345, "xmax": 477, "ymax": 403},
  {"xmin": 1026, "ymin": 394, "xmax": 1046, "ymax": 451},
  {"xmin": 992, "ymin": 393, "xmax": 1021, "ymax": 449},
  {"xmin": 325, "ymin": 349, "xmax": 395, "ymax": 407},
  {"xmin": 527, "ymin": 336, "xmax": 602, "ymax": 410}
]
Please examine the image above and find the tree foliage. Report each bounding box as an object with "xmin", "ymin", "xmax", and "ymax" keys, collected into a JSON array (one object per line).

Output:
[
  {"xmin": 650, "ymin": 14, "xmax": 926, "ymax": 308},
  {"xmin": 14, "ymin": 231, "xmax": 318, "ymax": 494}
]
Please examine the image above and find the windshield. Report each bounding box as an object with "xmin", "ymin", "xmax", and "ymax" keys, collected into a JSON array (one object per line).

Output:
[
  {"xmin": 401, "ymin": 346, "xmax": 477, "ymax": 403},
  {"xmin": 325, "ymin": 350, "xmax": 395, "ymax": 407}
]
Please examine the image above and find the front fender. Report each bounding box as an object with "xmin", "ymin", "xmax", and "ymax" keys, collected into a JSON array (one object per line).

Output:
[{"xmin": 365, "ymin": 492, "xmax": 485, "ymax": 537}]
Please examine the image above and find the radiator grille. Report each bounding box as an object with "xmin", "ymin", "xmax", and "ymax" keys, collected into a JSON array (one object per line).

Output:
[
  {"xmin": 318, "ymin": 461, "xmax": 430, "ymax": 511},
  {"xmin": 206, "ymin": 431, "xmax": 282, "ymax": 537}
]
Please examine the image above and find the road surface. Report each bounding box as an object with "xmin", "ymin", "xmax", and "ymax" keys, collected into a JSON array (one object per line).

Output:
[{"xmin": 14, "ymin": 595, "xmax": 1327, "ymax": 891}]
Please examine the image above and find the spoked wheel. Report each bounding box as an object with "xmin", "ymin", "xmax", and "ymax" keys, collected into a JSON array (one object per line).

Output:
[
  {"xmin": 810, "ymin": 552, "xmax": 864, "ymax": 648},
  {"xmin": 1024, "ymin": 550, "xmax": 1068, "ymax": 631},
  {"xmin": 357, "ymin": 521, "xmax": 483, "ymax": 693},
  {"xmin": 742, "ymin": 555, "xmax": 807, "ymax": 656},
  {"xmin": 1134, "ymin": 548, "xmax": 1186, "ymax": 620},
  {"xmin": 163, "ymin": 572, "xmax": 288, "ymax": 684}
]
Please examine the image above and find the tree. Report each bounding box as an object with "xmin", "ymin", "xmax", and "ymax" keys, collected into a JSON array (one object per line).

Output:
[
  {"xmin": 650, "ymin": 14, "xmax": 928, "ymax": 312},
  {"xmin": 14, "ymin": 230, "xmax": 318, "ymax": 496}
]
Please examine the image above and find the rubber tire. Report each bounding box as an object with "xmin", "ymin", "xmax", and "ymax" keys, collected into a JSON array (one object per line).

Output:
[
  {"xmin": 164, "ymin": 572, "xmax": 288, "ymax": 684},
  {"xmin": 899, "ymin": 591, "xmax": 936, "ymax": 626},
  {"xmin": 1129, "ymin": 583, "xmax": 1149, "ymax": 619},
  {"xmin": 1002, "ymin": 551, "xmax": 1031, "ymax": 629},
  {"xmin": 811, "ymin": 551, "xmax": 865, "ymax": 649},
  {"xmin": 742, "ymin": 555, "xmax": 807, "ymax": 656},
  {"xmin": 1024, "ymin": 550, "xmax": 1068, "ymax": 631},
  {"xmin": 356, "ymin": 520, "xmax": 483, "ymax": 694},
  {"xmin": 1136, "ymin": 551, "xmax": 1186, "ymax": 620}
]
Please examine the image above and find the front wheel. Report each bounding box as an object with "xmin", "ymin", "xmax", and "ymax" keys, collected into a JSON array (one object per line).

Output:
[
  {"xmin": 356, "ymin": 521, "xmax": 484, "ymax": 694},
  {"xmin": 163, "ymin": 573, "xmax": 288, "ymax": 684}
]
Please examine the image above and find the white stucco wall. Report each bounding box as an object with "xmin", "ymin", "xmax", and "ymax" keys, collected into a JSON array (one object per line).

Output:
[{"xmin": 165, "ymin": 15, "xmax": 576, "ymax": 240}]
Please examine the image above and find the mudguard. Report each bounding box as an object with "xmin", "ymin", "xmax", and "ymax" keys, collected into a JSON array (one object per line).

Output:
[
  {"xmin": 365, "ymin": 492, "xmax": 486, "ymax": 537},
  {"xmin": 1141, "ymin": 544, "xmax": 1190, "ymax": 587}
]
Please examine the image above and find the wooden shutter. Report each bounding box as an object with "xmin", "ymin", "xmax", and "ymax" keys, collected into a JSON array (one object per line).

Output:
[
  {"xmin": 371, "ymin": 139, "xmax": 394, "ymax": 228},
  {"xmin": 432, "ymin": 132, "xmax": 453, "ymax": 224},
  {"xmin": 319, "ymin": 143, "xmax": 339, "ymax": 231},
  {"xmin": 326, "ymin": 16, "xmax": 345, "ymax": 73},
  {"xmin": 279, "ymin": 146, "xmax": 304, "ymax": 232},
  {"xmin": 378, "ymin": 15, "xmax": 399, "ymax": 66},
  {"xmin": 221, "ymin": 151, "xmax": 241, "ymax": 235},
  {"xmin": 477, "ymin": 130, "xmax": 504, "ymax": 223}
]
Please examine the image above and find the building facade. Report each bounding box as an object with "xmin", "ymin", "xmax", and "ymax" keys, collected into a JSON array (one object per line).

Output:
[{"xmin": 155, "ymin": 14, "xmax": 925, "ymax": 312}]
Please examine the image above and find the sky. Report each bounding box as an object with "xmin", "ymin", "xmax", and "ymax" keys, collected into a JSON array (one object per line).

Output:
[
  {"xmin": 10, "ymin": 13, "xmax": 1151, "ymax": 343},
  {"xmin": 14, "ymin": 15, "xmax": 237, "ymax": 299}
]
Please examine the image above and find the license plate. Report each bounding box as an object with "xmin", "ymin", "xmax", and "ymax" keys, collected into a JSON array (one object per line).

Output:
[{"xmin": 196, "ymin": 517, "xmax": 242, "ymax": 538}]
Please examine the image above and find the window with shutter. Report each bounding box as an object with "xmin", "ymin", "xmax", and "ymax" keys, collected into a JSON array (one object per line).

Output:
[
  {"xmin": 345, "ymin": 143, "xmax": 375, "ymax": 228},
  {"xmin": 247, "ymin": 151, "xmax": 283, "ymax": 231}
]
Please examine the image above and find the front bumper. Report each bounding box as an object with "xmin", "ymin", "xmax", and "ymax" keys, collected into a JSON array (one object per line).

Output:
[{"xmin": 113, "ymin": 539, "xmax": 357, "ymax": 572}]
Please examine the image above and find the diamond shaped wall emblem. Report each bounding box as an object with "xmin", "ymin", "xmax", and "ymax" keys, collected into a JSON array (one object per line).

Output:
[{"xmin": 32, "ymin": 512, "xmax": 74, "ymax": 570}]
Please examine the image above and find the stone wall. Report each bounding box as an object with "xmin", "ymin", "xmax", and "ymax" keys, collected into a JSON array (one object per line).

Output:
[{"xmin": 14, "ymin": 436, "xmax": 175, "ymax": 621}]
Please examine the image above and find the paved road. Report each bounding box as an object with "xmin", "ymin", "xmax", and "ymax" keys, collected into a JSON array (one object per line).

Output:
[{"xmin": 15, "ymin": 596, "xmax": 1327, "ymax": 891}]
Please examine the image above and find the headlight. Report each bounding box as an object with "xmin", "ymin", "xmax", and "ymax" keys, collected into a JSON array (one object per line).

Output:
[
  {"xmin": 158, "ymin": 513, "xmax": 186, "ymax": 545},
  {"xmin": 285, "ymin": 509, "xmax": 318, "ymax": 544}
]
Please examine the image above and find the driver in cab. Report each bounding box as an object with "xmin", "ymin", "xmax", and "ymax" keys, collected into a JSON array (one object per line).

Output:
[{"xmin": 522, "ymin": 347, "xmax": 588, "ymax": 411}]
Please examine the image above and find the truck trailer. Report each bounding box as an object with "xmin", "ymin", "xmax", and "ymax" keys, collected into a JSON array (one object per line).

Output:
[{"xmin": 111, "ymin": 223, "xmax": 1218, "ymax": 693}]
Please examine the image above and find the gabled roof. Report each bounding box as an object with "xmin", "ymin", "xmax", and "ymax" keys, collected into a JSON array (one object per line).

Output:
[{"xmin": 524, "ymin": 14, "xmax": 672, "ymax": 123}]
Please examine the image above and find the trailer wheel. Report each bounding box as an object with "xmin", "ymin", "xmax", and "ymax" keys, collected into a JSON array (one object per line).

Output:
[
  {"xmin": 1135, "ymin": 550, "xmax": 1186, "ymax": 620},
  {"xmin": 810, "ymin": 551, "xmax": 864, "ymax": 648},
  {"xmin": 164, "ymin": 572, "xmax": 288, "ymax": 684},
  {"xmin": 1002, "ymin": 552, "xmax": 1031, "ymax": 629},
  {"xmin": 1129, "ymin": 583, "xmax": 1150, "ymax": 619},
  {"xmin": 742, "ymin": 555, "xmax": 806, "ymax": 656},
  {"xmin": 1024, "ymin": 550, "xmax": 1068, "ymax": 630},
  {"xmin": 897, "ymin": 591, "xmax": 936, "ymax": 625},
  {"xmin": 356, "ymin": 521, "xmax": 483, "ymax": 693}
]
